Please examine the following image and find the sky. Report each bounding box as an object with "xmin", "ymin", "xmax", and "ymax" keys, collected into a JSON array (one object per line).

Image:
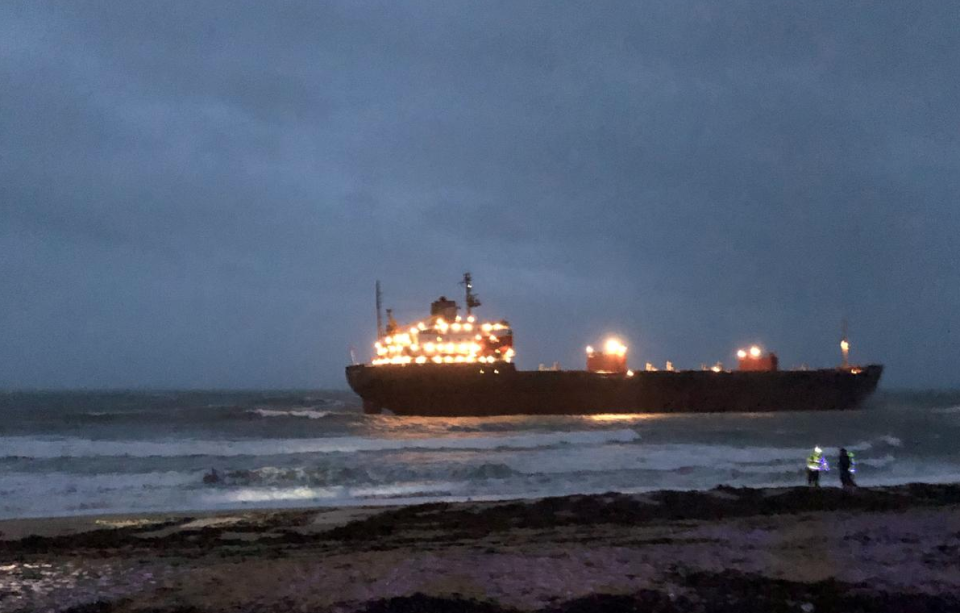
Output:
[{"xmin": 1, "ymin": 1, "xmax": 958, "ymax": 389}]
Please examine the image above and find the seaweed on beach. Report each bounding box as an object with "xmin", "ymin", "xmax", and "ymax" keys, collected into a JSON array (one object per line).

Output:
[
  {"xmin": 0, "ymin": 520, "xmax": 187, "ymax": 555},
  {"xmin": 61, "ymin": 602, "xmax": 203, "ymax": 613},
  {"xmin": 359, "ymin": 570, "xmax": 960, "ymax": 613},
  {"xmin": 4, "ymin": 484, "xmax": 960, "ymax": 557},
  {"xmin": 0, "ymin": 512, "xmax": 325, "ymax": 556},
  {"xmin": 363, "ymin": 593, "xmax": 518, "ymax": 613},
  {"xmin": 325, "ymin": 483, "xmax": 960, "ymax": 543},
  {"xmin": 674, "ymin": 569, "xmax": 960, "ymax": 613},
  {"xmin": 5, "ymin": 485, "xmax": 960, "ymax": 613}
]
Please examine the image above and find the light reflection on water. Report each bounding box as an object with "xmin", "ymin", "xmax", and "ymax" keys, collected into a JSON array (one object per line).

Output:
[{"xmin": 585, "ymin": 413, "xmax": 666, "ymax": 422}]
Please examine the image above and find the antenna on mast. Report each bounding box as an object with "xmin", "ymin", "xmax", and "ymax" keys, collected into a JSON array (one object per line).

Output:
[
  {"xmin": 461, "ymin": 272, "xmax": 481, "ymax": 316},
  {"xmin": 375, "ymin": 280, "xmax": 384, "ymax": 339},
  {"xmin": 840, "ymin": 317, "xmax": 850, "ymax": 369}
]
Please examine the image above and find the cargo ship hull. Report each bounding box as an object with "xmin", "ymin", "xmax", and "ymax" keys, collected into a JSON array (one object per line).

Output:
[{"xmin": 346, "ymin": 363, "xmax": 883, "ymax": 416}]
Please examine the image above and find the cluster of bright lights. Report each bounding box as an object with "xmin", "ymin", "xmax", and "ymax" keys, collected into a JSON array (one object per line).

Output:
[
  {"xmin": 604, "ymin": 338, "xmax": 627, "ymax": 356},
  {"xmin": 372, "ymin": 314, "xmax": 514, "ymax": 366},
  {"xmin": 736, "ymin": 345, "xmax": 763, "ymax": 359},
  {"xmin": 585, "ymin": 338, "xmax": 628, "ymax": 357}
]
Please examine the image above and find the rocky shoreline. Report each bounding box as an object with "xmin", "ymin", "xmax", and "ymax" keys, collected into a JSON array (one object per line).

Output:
[{"xmin": 1, "ymin": 483, "xmax": 959, "ymax": 612}]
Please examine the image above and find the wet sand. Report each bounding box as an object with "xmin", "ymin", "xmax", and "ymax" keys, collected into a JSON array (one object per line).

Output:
[{"xmin": 1, "ymin": 483, "xmax": 959, "ymax": 612}]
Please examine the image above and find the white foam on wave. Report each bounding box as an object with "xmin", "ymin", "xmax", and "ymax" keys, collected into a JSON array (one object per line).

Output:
[
  {"xmin": 0, "ymin": 471, "xmax": 201, "ymax": 519},
  {"xmin": 507, "ymin": 441, "xmax": 809, "ymax": 476},
  {"xmin": 249, "ymin": 409, "xmax": 334, "ymax": 420},
  {"xmin": 0, "ymin": 470, "xmax": 197, "ymax": 494},
  {"xmin": 199, "ymin": 481, "xmax": 462, "ymax": 505},
  {"xmin": 858, "ymin": 454, "xmax": 896, "ymax": 467},
  {"xmin": 206, "ymin": 486, "xmax": 343, "ymax": 504},
  {"xmin": 932, "ymin": 405, "xmax": 960, "ymax": 414},
  {"xmin": 351, "ymin": 482, "xmax": 462, "ymax": 498},
  {"xmin": 0, "ymin": 429, "xmax": 640, "ymax": 459},
  {"xmin": 499, "ymin": 434, "xmax": 907, "ymax": 478},
  {"xmin": 849, "ymin": 435, "xmax": 902, "ymax": 451}
]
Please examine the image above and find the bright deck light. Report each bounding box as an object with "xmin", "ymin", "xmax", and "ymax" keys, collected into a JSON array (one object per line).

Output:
[{"xmin": 604, "ymin": 338, "xmax": 627, "ymax": 356}]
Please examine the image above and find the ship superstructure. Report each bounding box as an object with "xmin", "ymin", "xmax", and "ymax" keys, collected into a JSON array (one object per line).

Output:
[{"xmin": 372, "ymin": 275, "xmax": 514, "ymax": 366}]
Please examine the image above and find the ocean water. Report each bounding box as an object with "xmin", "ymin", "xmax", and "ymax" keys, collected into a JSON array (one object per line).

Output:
[{"xmin": 1, "ymin": 390, "xmax": 958, "ymax": 519}]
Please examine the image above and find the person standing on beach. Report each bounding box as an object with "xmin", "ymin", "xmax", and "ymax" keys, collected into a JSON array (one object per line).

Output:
[
  {"xmin": 839, "ymin": 448, "xmax": 857, "ymax": 488},
  {"xmin": 806, "ymin": 447, "xmax": 828, "ymax": 486}
]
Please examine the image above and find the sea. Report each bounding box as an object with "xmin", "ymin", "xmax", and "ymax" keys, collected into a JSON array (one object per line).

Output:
[{"xmin": 1, "ymin": 390, "xmax": 959, "ymax": 519}]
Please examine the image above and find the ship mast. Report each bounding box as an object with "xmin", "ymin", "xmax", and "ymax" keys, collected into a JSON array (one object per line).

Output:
[
  {"xmin": 375, "ymin": 280, "xmax": 384, "ymax": 339},
  {"xmin": 461, "ymin": 272, "xmax": 481, "ymax": 316}
]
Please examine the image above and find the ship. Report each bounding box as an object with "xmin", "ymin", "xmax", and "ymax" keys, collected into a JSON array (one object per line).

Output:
[{"xmin": 345, "ymin": 274, "xmax": 883, "ymax": 416}]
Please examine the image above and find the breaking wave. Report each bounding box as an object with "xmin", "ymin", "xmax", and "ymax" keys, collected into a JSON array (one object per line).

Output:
[
  {"xmin": 932, "ymin": 405, "xmax": 960, "ymax": 414},
  {"xmin": 849, "ymin": 435, "xmax": 902, "ymax": 451},
  {"xmin": 199, "ymin": 462, "xmax": 521, "ymax": 488},
  {"xmin": 247, "ymin": 409, "xmax": 335, "ymax": 420},
  {"xmin": 0, "ymin": 429, "xmax": 640, "ymax": 460}
]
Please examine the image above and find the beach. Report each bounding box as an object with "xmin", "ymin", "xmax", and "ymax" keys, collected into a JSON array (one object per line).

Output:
[
  {"xmin": 3, "ymin": 391, "xmax": 960, "ymax": 611},
  {"xmin": 2, "ymin": 483, "xmax": 959, "ymax": 612}
]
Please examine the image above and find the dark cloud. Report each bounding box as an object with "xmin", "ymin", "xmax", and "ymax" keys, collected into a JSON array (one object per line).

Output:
[{"xmin": 1, "ymin": 1, "xmax": 958, "ymax": 388}]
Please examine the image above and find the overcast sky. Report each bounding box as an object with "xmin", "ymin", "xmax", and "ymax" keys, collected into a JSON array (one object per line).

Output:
[{"xmin": 1, "ymin": 2, "xmax": 958, "ymax": 389}]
